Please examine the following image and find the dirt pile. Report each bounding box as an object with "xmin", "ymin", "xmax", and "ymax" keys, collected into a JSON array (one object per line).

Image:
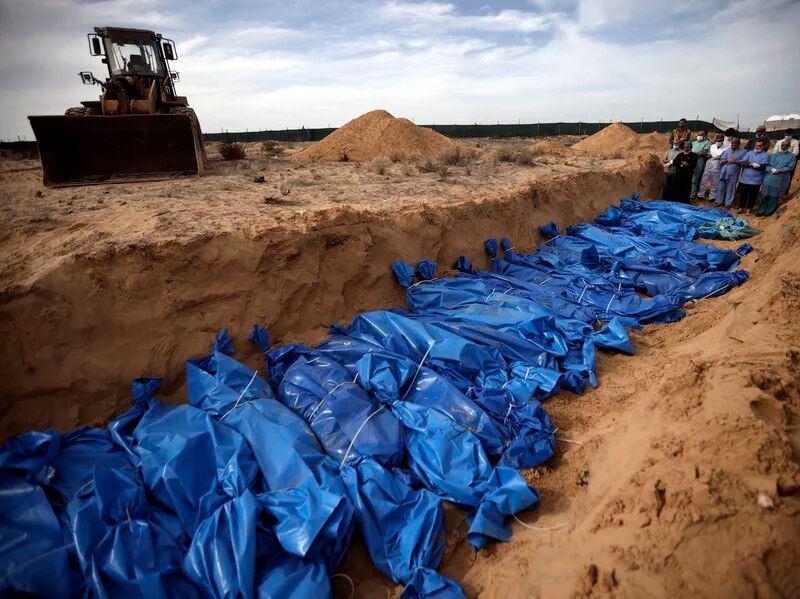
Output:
[
  {"xmin": 572, "ymin": 122, "xmax": 668, "ymax": 156},
  {"xmin": 290, "ymin": 109, "xmax": 454, "ymax": 162},
  {"xmin": 530, "ymin": 139, "xmax": 567, "ymax": 154}
]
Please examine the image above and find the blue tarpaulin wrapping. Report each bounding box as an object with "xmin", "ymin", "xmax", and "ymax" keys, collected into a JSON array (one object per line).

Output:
[{"xmin": 1, "ymin": 199, "xmax": 753, "ymax": 597}]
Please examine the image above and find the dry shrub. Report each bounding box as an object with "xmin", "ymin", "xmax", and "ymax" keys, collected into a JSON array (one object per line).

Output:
[
  {"xmin": 494, "ymin": 146, "xmax": 516, "ymax": 163},
  {"xmin": 371, "ymin": 157, "xmax": 391, "ymax": 175},
  {"xmin": 338, "ymin": 150, "xmax": 350, "ymax": 162},
  {"xmin": 418, "ymin": 158, "xmax": 439, "ymax": 173},
  {"xmin": 437, "ymin": 163, "xmax": 449, "ymax": 178},
  {"xmin": 219, "ymin": 142, "xmax": 246, "ymax": 160},
  {"xmin": 401, "ymin": 163, "xmax": 415, "ymax": 176},
  {"xmin": 514, "ymin": 148, "xmax": 537, "ymax": 166},
  {"xmin": 493, "ymin": 145, "xmax": 536, "ymax": 166},
  {"xmin": 438, "ymin": 143, "xmax": 478, "ymax": 166},
  {"xmin": 261, "ymin": 140, "xmax": 283, "ymax": 156},
  {"xmin": 388, "ymin": 150, "xmax": 408, "ymax": 163}
]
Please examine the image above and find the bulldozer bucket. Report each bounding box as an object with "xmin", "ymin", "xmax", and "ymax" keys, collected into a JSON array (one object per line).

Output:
[{"xmin": 28, "ymin": 114, "xmax": 205, "ymax": 187}]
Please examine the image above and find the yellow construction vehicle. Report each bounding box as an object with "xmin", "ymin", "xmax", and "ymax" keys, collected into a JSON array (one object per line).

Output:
[{"xmin": 29, "ymin": 26, "xmax": 207, "ymax": 187}]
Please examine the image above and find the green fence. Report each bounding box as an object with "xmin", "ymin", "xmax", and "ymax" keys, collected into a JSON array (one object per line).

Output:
[
  {"xmin": 203, "ymin": 119, "xmax": 720, "ymax": 144},
  {"xmin": 0, "ymin": 119, "xmax": 774, "ymax": 153}
]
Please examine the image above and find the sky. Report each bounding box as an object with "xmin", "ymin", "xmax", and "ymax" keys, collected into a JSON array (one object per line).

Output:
[{"xmin": 1, "ymin": 0, "xmax": 799, "ymax": 139}]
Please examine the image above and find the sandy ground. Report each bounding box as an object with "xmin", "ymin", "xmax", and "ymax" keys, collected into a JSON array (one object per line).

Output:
[
  {"xmin": 1, "ymin": 135, "xmax": 798, "ymax": 597},
  {"xmin": 0, "ymin": 136, "xmax": 613, "ymax": 289}
]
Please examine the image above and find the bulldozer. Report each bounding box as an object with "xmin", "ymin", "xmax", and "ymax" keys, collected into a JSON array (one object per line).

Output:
[{"xmin": 28, "ymin": 26, "xmax": 207, "ymax": 187}]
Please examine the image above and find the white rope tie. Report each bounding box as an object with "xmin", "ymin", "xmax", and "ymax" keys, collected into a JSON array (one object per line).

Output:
[
  {"xmin": 601, "ymin": 282, "xmax": 622, "ymax": 314},
  {"xmin": 399, "ymin": 343, "xmax": 435, "ymax": 401},
  {"xmin": 553, "ymin": 427, "xmax": 584, "ymax": 446},
  {"xmin": 221, "ymin": 370, "xmax": 259, "ymax": 420},
  {"xmin": 309, "ymin": 381, "xmax": 349, "ymax": 423},
  {"xmin": 339, "ymin": 405, "xmax": 385, "ymax": 469},
  {"xmin": 558, "ymin": 437, "xmax": 584, "ymax": 446},
  {"xmin": 512, "ymin": 514, "xmax": 567, "ymax": 532},
  {"xmin": 577, "ymin": 282, "xmax": 589, "ymax": 304},
  {"xmin": 502, "ymin": 401, "xmax": 516, "ymax": 426}
]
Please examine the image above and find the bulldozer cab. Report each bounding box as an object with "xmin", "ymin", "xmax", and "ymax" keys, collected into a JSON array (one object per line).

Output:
[
  {"xmin": 87, "ymin": 27, "xmax": 182, "ymax": 114},
  {"xmin": 28, "ymin": 25, "xmax": 206, "ymax": 187}
]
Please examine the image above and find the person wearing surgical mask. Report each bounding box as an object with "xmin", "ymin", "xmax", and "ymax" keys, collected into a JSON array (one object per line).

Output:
[
  {"xmin": 690, "ymin": 129, "xmax": 711, "ymax": 200},
  {"xmin": 771, "ymin": 128, "xmax": 799, "ymax": 154},
  {"xmin": 661, "ymin": 140, "xmax": 683, "ymax": 199},
  {"xmin": 723, "ymin": 127, "xmax": 738, "ymax": 148},
  {"xmin": 758, "ymin": 139, "xmax": 797, "ymax": 216},
  {"xmin": 698, "ymin": 133, "xmax": 726, "ymax": 202},
  {"xmin": 770, "ymin": 128, "xmax": 799, "ymax": 186}
]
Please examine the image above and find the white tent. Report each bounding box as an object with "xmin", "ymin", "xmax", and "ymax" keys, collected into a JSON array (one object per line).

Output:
[{"xmin": 765, "ymin": 114, "xmax": 800, "ymax": 131}]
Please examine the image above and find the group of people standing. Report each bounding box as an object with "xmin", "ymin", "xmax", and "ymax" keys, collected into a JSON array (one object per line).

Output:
[{"xmin": 662, "ymin": 118, "xmax": 798, "ymax": 217}]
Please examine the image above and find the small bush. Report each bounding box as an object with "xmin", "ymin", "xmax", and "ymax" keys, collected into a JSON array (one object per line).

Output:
[
  {"xmin": 438, "ymin": 144, "xmax": 478, "ymax": 166},
  {"xmin": 514, "ymin": 148, "xmax": 537, "ymax": 166},
  {"xmin": 437, "ymin": 163, "xmax": 449, "ymax": 178},
  {"xmin": 219, "ymin": 142, "xmax": 246, "ymax": 160},
  {"xmin": 493, "ymin": 146, "xmax": 516, "ymax": 163},
  {"xmin": 401, "ymin": 162, "xmax": 415, "ymax": 176},
  {"xmin": 338, "ymin": 150, "xmax": 350, "ymax": 162},
  {"xmin": 493, "ymin": 145, "xmax": 536, "ymax": 166},
  {"xmin": 260, "ymin": 140, "xmax": 283, "ymax": 156},
  {"xmin": 388, "ymin": 151, "xmax": 407, "ymax": 163},
  {"xmin": 371, "ymin": 157, "xmax": 391, "ymax": 176},
  {"xmin": 418, "ymin": 158, "xmax": 439, "ymax": 173}
]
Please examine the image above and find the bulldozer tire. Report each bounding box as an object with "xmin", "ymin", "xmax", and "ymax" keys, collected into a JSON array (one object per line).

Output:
[
  {"xmin": 171, "ymin": 107, "xmax": 207, "ymax": 168},
  {"xmin": 64, "ymin": 106, "xmax": 98, "ymax": 117}
]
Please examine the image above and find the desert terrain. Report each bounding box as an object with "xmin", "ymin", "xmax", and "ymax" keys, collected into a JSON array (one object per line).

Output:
[{"xmin": 1, "ymin": 118, "xmax": 798, "ymax": 597}]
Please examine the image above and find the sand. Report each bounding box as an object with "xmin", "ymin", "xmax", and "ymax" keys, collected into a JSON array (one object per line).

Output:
[
  {"xmin": 572, "ymin": 122, "xmax": 670, "ymax": 157},
  {"xmin": 289, "ymin": 109, "xmax": 455, "ymax": 162},
  {"xmin": 1, "ymin": 131, "xmax": 799, "ymax": 596},
  {"xmin": 530, "ymin": 138, "xmax": 568, "ymax": 154}
]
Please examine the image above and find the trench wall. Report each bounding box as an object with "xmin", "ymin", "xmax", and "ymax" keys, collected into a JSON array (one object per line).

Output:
[{"xmin": 0, "ymin": 158, "xmax": 662, "ymax": 438}]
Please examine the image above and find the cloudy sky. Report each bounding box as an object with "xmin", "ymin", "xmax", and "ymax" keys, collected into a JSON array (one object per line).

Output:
[{"xmin": 1, "ymin": 0, "xmax": 799, "ymax": 139}]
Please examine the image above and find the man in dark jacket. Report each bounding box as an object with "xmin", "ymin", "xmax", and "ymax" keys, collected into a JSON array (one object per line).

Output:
[
  {"xmin": 745, "ymin": 124, "xmax": 771, "ymax": 150},
  {"xmin": 671, "ymin": 141, "xmax": 698, "ymax": 202}
]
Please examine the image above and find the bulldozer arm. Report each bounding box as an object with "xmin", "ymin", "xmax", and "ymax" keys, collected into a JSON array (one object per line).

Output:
[{"xmin": 28, "ymin": 114, "xmax": 204, "ymax": 187}]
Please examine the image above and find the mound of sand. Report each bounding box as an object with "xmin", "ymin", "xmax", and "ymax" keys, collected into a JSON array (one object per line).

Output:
[
  {"xmin": 572, "ymin": 122, "xmax": 668, "ymax": 156},
  {"xmin": 530, "ymin": 139, "xmax": 567, "ymax": 154},
  {"xmin": 290, "ymin": 109, "xmax": 454, "ymax": 162}
]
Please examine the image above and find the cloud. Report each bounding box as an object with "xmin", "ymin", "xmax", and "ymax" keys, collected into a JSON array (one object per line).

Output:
[{"xmin": 1, "ymin": 0, "xmax": 799, "ymax": 140}]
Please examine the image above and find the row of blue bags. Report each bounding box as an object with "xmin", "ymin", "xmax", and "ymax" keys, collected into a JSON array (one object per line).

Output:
[{"xmin": 0, "ymin": 199, "xmax": 752, "ymax": 598}]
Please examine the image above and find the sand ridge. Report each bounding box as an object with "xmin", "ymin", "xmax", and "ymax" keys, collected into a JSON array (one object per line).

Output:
[
  {"xmin": 289, "ymin": 109, "xmax": 455, "ymax": 162},
  {"xmin": 572, "ymin": 122, "xmax": 669, "ymax": 156}
]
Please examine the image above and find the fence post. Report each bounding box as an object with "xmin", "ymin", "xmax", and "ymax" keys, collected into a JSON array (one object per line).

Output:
[
  {"xmin": 537, "ymin": 122, "xmax": 540, "ymax": 136},
  {"xmin": 578, "ymin": 121, "xmax": 582, "ymax": 135}
]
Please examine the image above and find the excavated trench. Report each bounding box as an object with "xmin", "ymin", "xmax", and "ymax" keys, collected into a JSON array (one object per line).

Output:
[
  {"xmin": 0, "ymin": 158, "xmax": 662, "ymax": 439},
  {"xmin": 2, "ymin": 154, "xmax": 800, "ymax": 598}
]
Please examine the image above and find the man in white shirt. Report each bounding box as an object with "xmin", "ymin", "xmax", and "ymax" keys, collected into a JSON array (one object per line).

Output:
[
  {"xmin": 771, "ymin": 129, "xmax": 799, "ymax": 155},
  {"xmin": 698, "ymin": 132, "xmax": 727, "ymax": 202}
]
